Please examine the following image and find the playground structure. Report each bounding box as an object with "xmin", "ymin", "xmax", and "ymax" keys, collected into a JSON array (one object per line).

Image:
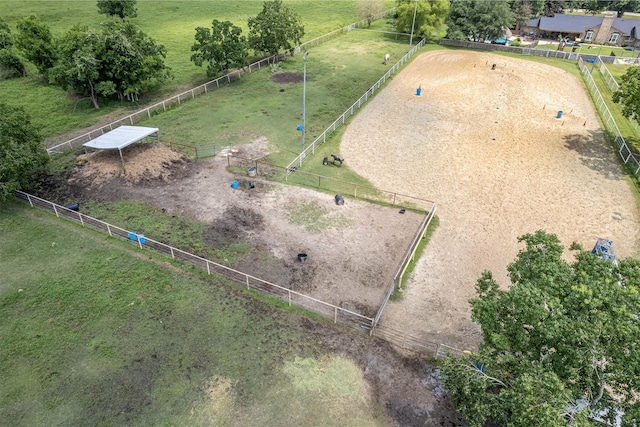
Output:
[{"xmin": 592, "ymin": 238, "xmax": 619, "ymax": 266}]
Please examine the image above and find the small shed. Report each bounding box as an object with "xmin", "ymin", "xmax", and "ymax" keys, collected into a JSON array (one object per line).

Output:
[{"xmin": 82, "ymin": 126, "xmax": 159, "ymax": 166}]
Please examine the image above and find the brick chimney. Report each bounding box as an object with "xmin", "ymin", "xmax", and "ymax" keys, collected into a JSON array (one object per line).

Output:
[{"xmin": 595, "ymin": 13, "xmax": 616, "ymax": 44}]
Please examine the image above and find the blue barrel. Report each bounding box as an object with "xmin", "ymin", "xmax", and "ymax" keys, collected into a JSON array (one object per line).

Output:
[
  {"xmin": 416, "ymin": 87, "xmax": 422, "ymax": 96},
  {"xmin": 557, "ymin": 110, "xmax": 563, "ymax": 119},
  {"xmin": 231, "ymin": 180, "xmax": 239, "ymax": 189}
]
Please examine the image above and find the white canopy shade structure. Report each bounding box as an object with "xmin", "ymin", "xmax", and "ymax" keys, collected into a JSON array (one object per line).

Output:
[{"xmin": 82, "ymin": 126, "xmax": 159, "ymax": 166}]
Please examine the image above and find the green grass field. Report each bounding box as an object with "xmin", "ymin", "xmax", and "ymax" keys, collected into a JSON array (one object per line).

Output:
[
  {"xmin": 140, "ymin": 28, "xmax": 414, "ymax": 169},
  {"xmin": 0, "ymin": 0, "xmax": 395, "ymax": 138},
  {"xmin": 0, "ymin": 201, "xmax": 384, "ymax": 426},
  {"xmin": 4, "ymin": 1, "xmax": 640, "ymax": 423}
]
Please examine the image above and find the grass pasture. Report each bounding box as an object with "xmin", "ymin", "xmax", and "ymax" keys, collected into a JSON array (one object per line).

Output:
[
  {"xmin": 0, "ymin": 201, "xmax": 384, "ymax": 426},
  {"xmin": 139, "ymin": 28, "xmax": 415, "ymax": 171},
  {"xmin": 0, "ymin": 0, "xmax": 394, "ymax": 139}
]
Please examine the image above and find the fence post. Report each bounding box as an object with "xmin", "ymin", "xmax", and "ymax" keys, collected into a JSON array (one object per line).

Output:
[
  {"xmin": 206, "ymin": 260, "xmax": 210, "ymax": 275},
  {"xmin": 53, "ymin": 205, "xmax": 59, "ymax": 217},
  {"xmin": 334, "ymin": 307, "xmax": 338, "ymax": 323},
  {"xmin": 26, "ymin": 193, "xmax": 33, "ymax": 207},
  {"xmin": 246, "ymin": 275, "xmax": 250, "ymax": 290}
]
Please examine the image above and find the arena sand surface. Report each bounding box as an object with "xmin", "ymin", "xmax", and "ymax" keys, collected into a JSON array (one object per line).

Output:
[{"xmin": 341, "ymin": 50, "xmax": 640, "ymax": 350}]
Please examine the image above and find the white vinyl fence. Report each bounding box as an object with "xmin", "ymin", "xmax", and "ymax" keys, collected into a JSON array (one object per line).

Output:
[
  {"xmin": 14, "ymin": 190, "xmax": 464, "ymax": 357},
  {"xmin": 578, "ymin": 57, "xmax": 640, "ymax": 174},
  {"xmin": 46, "ymin": 10, "xmax": 394, "ymax": 156},
  {"xmin": 287, "ymin": 38, "xmax": 427, "ymax": 171}
]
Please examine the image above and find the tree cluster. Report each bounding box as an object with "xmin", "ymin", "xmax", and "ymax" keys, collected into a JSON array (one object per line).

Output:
[
  {"xmin": 0, "ymin": 18, "xmax": 26, "ymax": 79},
  {"xmin": 447, "ymin": 0, "xmax": 514, "ymax": 42},
  {"xmin": 7, "ymin": 1, "xmax": 170, "ymax": 108},
  {"xmin": 441, "ymin": 231, "xmax": 640, "ymax": 426},
  {"xmin": 394, "ymin": 0, "xmax": 450, "ymax": 42},
  {"xmin": 49, "ymin": 20, "xmax": 172, "ymax": 109},
  {"xmin": 0, "ymin": 103, "xmax": 48, "ymax": 200},
  {"xmin": 191, "ymin": 0, "xmax": 305, "ymax": 77}
]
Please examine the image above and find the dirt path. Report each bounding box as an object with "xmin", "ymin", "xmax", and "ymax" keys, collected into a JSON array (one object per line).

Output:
[{"xmin": 341, "ymin": 50, "xmax": 640, "ymax": 350}]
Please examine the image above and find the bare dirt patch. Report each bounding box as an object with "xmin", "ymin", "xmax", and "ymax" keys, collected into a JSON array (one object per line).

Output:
[
  {"xmin": 271, "ymin": 72, "xmax": 305, "ymax": 84},
  {"xmin": 60, "ymin": 139, "xmax": 425, "ymax": 319},
  {"xmin": 36, "ymin": 138, "xmax": 458, "ymax": 425},
  {"xmin": 340, "ymin": 50, "xmax": 640, "ymax": 350}
]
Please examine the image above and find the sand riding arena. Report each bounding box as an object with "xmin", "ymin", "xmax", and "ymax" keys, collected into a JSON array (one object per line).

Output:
[{"xmin": 341, "ymin": 50, "xmax": 640, "ymax": 350}]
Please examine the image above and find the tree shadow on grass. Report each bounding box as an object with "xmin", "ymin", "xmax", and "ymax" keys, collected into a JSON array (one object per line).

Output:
[{"xmin": 563, "ymin": 129, "xmax": 625, "ymax": 180}]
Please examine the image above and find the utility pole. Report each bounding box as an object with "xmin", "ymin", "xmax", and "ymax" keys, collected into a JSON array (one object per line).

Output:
[
  {"xmin": 409, "ymin": 0, "xmax": 418, "ymax": 46},
  {"xmin": 300, "ymin": 51, "xmax": 309, "ymax": 167}
]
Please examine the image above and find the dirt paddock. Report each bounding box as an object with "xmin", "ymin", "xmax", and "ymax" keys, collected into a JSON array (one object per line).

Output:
[
  {"xmin": 341, "ymin": 50, "xmax": 640, "ymax": 350},
  {"xmin": 67, "ymin": 139, "xmax": 426, "ymax": 320}
]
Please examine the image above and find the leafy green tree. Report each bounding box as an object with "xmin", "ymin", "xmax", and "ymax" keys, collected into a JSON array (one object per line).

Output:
[
  {"xmin": 544, "ymin": 0, "xmax": 567, "ymax": 16},
  {"xmin": 613, "ymin": 67, "xmax": 640, "ymax": 123},
  {"xmin": 191, "ymin": 20, "xmax": 249, "ymax": 77},
  {"xmin": 247, "ymin": 0, "xmax": 304, "ymax": 56},
  {"xmin": 357, "ymin": 0, "xmax": 385, "ymax": 28},
  {"xmin": 529, "ymin": 0, "xmax": 546, "ymax": 15},
  {"xmin": 441, "ymin": 231, "xmax": 640, "ymax": 427},
  {"xmin": 100, "ymin": 20, "xmax": 171, "ymax": 101},
  {"xmin": 50, "ymin": 20, "xmax": 171, "ymax": 108},
  {"xmin": 0, "ymin": 17, "xmax": 13, "ymax": 49},
  {"xmin": 0, "ymin": 17, "xmax": 26, "ymax": 79},
  {"xmin": 510, "ymin": 0, "xmax": 537, "ymax": 29},
  {"xmin": 0, "ymin": 103, "xmax": 48, "ymax": 200},
  {"xmin": 97, "ymin": 0, "xmax": 137, "ymax": 19},
  {"xmin": 446, "ymin": 0, "xmax": 514, "ymax": 42},
  {"xmin": 610, "ymin": 0, "xmax": 640, "ymax": 16},
  {"xmin": 14, "ymin": 14, "xmax": 57, "ymax": 77},
  {"xmin": 49, "ymin": 25, "xmax": 106, "ymax": 109},
  {"xmin": 0, "ymin": 48, "xmax": 27, "ymax": 79},
  {"xmin": 395, "ymin": 0, "xmax": 450, "ymax": 41},
  {"xmin": 583, "ymin": 0, "xmax": 608, "ymax": 14}
]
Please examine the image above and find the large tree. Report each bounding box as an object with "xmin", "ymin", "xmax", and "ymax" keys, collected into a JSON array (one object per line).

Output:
[
  {"xmin": 357, "ymin": 0, "xmax": 385, "ymax": 28},
  {"xmin": 395, "ymin": 0, "xmax": 450, "ymax": 41},
  {"xmin": 0, "ymin": 17, "xmax": 13, "ymax": 49},
  {"xmin": 0, "ymin": 17, "xmax": 26, "ymax": 79},
  {"xmin": 191, "ymin": 20, "xmax": 249, "ymax": 77},
  {"xmin": 49, "ymin": 25, "xmax": 106, "ymax": 109},
  {"xmin": 510, "ymin": 0, "xmax": 537, "ymax": 29},
  {"xmin": 14, "ymin": 14, "xmax": 57, "ymax": 77},
  {"xmin": 0, "ymin": 103, "xmax": 48, "ymax": 200},
  {"xmin": 49, "ymin": 20, "xmax": 171, "ymax": 108},
  {"xmin": 613, "ymin": 67, "xmax": 640, "ymax": 123},
  {"xmin": 441, "ymin": 231, "xmax": 640, "ymax": 426},
  {"xmin": 247, "ymin": 0, "xmax": 304, "ymax": 56},
  {"xmin": 446, "ymin": 0, "xmax": 514, "ymax": 42},
  {"xmin": 544, "ymin": 0, "xmax": 568, "ymax": 16},
  {"xmin": 97, "ymin": 0, "xmax": 138, "ymax": 19},
  {"xmin": 582, "ymin": 0, "xmax": 608, "ymax": 14}
]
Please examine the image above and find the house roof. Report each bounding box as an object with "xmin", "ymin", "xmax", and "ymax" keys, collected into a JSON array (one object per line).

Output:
[
  {"xmin": 613, "ymin": 18, "xmax": 639, "ymax": 36},
  {"xmin": 526, "ymin": 14, "xmax": 640, "ymax": 37},
  {"xmin": 539, "ymin": 15, "xmax": 602, "ymax": 32}
]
